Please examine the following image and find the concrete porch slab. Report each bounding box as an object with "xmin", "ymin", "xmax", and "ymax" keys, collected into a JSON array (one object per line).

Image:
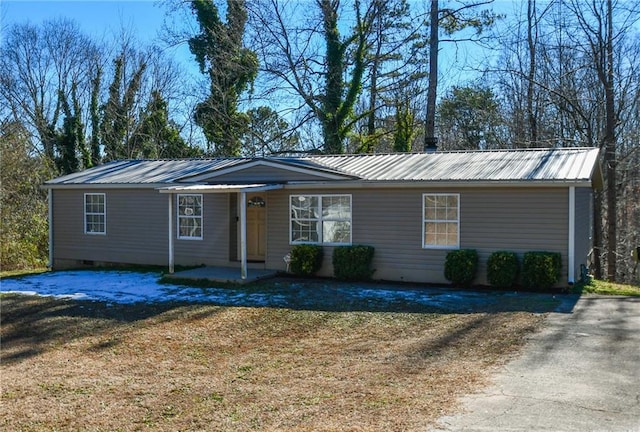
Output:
[{"xmin": 164, "ymin": 266, "xmax": 279, "ymax": 284}]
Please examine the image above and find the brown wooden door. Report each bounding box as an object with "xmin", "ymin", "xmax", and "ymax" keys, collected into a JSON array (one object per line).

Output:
[{"xmin": 246, "ymin": 195, "xmax": 266, "ymax": 261}]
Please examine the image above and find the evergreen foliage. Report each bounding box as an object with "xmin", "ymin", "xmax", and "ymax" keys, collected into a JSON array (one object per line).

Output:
[
  {"xmin": 100, "ymin": 55, "xmax": 147, "ymax": 161},
  {"xmin": 189, "ymin": 0, "xmax": 258, "ymax": 156},
  {"xmin": 133, "ymin": 91, "xmax": 202, "ymax": 159},
  {"xmin": 332, "ymin": 245, "xmax": 375, "ymax": 281},
  {"xmin": 487, "ymin": 251, "xmax": 520, "ymax": 289},
  {"xmin": 319, "ymin": 0, "xmax": 368, "ymax": 154},
  {"xmin": 0, "ymin": 121, "xmax": 53, "ymax": 270},
  {"xmin": 444, "ymin": 249, "xmax": 478, "ymax": 287},
  {"xmin": 522, "ymin": 252, "xmax": 562, "ymax": 291},
  {"xmin": 289, "ymin": 245, "xmax": 324, "ymax": 276}
]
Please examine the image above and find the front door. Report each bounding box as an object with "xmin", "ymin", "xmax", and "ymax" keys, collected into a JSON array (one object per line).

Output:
[{"xmin": 246, "ymin": 194, "xmax": 266, "ymax": 261}]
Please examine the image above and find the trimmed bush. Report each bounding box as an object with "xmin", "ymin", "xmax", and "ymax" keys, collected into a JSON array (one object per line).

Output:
[
  {"xmin": 487, "ymin": 251, "xmax": 520, "ymax": 289},
  {"xmin": 444, "ymin": 249, "xmax": 478, "ymax": 287},
  {"xmin": 522, "ymin": 251, "xmax": 562, "ymax": 290},
  {"xmin": 333, "ymin": 245, "xmax": 375, "ymax": 281},
  {"xmin": 289, "ymin": 244, "xmax": 323, "ymax": 276}
]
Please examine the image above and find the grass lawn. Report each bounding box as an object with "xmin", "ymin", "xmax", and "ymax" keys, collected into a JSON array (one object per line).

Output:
[
  {"xmin": 574, "ymin": 278, "xmax": 640, "ymax": 297},
  {"xmin": 0, "ymin": 287, "xmax": 550, "ymax": 432}
]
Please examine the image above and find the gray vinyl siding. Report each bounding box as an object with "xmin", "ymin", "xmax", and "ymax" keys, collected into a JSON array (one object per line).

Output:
[
  {"xmin": 52, "ymin": 189, "xmax": 231, "ymax": 268},
  {"xmin": 53, "ymin": 185, "xmax": 574, "ymax": 286},
  {"xmin": 173, "ymin": 193, "xmax": 230, "ymax": 266},
  {"xmin": 211, "ymin": 165, "xmax": 332, "ymax": 183},
  {"xmin": 574, "ymin": 187, "xmax": 592, "ymax": 282},
  {"xmin": 53, "ymin": 189, "xmax": 168, "ymax": 266},
  {"xmin": 265, "ymin": 187, "xmax": 570, "ymax": 285},
  {"xmin": 461, "ymin": 188, "xmax": 568, "ymax": 285}
]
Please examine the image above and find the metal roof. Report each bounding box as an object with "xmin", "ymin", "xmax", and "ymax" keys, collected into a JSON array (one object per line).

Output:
[
  {"xmin": 44, "ymin": 158, "xmax": 246, "ymax": 185},
  {"xmin": 295, "ymin": 147, "xmax": 601, "ymax": 182},
  {"xmin": 44, "ymin": 147, "xmax": 601, "ymax": 188}
]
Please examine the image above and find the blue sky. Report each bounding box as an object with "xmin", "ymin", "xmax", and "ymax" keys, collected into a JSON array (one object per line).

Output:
[
  {"xmin": 2, "ymin": 0, "xmax": 166, "ymax": 43},
  {"xmin": 1, "ymin": 0, "xmax": 510, "ymax": 81}
]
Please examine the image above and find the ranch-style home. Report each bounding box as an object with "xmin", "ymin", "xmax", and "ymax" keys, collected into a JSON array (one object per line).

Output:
[{"xmin": 43, "ymin": 147, "xmax": 602, "ymax": 286}]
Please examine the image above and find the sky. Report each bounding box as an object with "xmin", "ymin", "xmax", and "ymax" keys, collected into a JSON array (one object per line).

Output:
[
  {"xmin": 1, "ymin": 0, "xmax": 167, "ymax": 44},
  {"xmin": 1, "ymin": 0, "xmax": 516, "ymax": 87}
]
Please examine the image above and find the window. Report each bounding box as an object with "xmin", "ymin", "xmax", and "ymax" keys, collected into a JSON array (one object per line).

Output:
[
  {"xmin": 423, "ymin": 193, "xmax": 459, "ymax": 248},
  {"xmin": 177, "ymin": 194, "xmax": 203, "ymax": 239},
  {"xmin": 84, "ymin": 193, "xmax": 106, "ymax": 234},
  {"xmin": 290, "ymin": 195, "xmax": 351, "ymax": 245}
]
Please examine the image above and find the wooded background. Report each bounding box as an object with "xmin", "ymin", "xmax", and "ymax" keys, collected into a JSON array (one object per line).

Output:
[{"xmin": 1, "ymin": 0, "xmax": 638, "ymax": 284}]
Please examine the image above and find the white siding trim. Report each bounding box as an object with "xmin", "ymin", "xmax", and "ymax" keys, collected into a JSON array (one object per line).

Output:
[
  {"xmin": 176, "ymin": 194, "xmax": 203, "ymax": 240},
  {"xmin": 422, "ymin": 193, "xmax": 460, "ymax": 250},
  {"xmin": 289, "ymin": 194, "xmax": 353, "ymax": 245},
  {"xmin": 84, "ymin": 193, "xmax": 106, "ymax": 235}
]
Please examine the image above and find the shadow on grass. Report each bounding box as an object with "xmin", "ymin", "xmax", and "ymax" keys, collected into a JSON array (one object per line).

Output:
[
  {"xmin": 0, "ymin": 295, "xmax": 227, "ymax": 365},
  {"xmin": 0, "ymin": 274, "xmax": 580, "ymax": 366}
]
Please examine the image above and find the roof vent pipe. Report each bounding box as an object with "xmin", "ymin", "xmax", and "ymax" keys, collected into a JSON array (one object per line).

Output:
[{"xmin": 424, "ymin": 137, "xmax": 438, "ymax": 153}]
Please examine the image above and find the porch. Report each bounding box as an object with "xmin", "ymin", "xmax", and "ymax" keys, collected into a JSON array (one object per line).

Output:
[{"xmin": 164, "ymin": 266, "xmax": 280, "ymax": 284}]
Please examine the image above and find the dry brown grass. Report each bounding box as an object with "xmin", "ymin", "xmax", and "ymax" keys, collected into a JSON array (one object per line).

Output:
[{"xmin": 1, "ymin": 294, "xmax": 546, "ymax": 431}]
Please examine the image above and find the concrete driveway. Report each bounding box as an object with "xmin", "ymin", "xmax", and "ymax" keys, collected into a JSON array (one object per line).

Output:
[{"xmin": 431, "ymin": 296, "xmax": 640, "ymax": 431}]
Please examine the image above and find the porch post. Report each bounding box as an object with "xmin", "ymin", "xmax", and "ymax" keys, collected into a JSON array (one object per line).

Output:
[
  {"xmin": 240, "ymin": 191, "xmax": 247, "ymax": 280},
  {"xmin": 568, "ymin": 186, "xmax": 575, "ymax": 284},
  {"xmin": 168, "ymin": 193, "xmax": 174, "ymax": 274}
]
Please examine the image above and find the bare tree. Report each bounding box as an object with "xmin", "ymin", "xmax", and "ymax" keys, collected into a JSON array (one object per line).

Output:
[
  {"xmin": 0, "ymin": 19, "xmax": 100, "ymax": 160},
  {"xmin": 487, "ymin": 0, "xmax": 640, "ymax": 281}
]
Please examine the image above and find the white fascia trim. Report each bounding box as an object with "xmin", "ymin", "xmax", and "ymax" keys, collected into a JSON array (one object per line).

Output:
[
  {"xmin": 179, "ymin": 159, "xmax": 353, "ymax": 182},
  {"xmin": 157, "ymin": 184, "xmax": 284, "ymax": 193},
  {"xmin": 42, "ymin": 183, "xmax": 170, "ymax": 190},
  {"xmin": 283, "ymin": 180, "xmax": 595, "ymax": 190},
  {"xmin": 41, "ymin": 179, "xmax": 594, "ymax": 191}
]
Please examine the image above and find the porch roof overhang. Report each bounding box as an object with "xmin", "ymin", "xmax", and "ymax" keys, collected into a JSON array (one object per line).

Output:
[{"xmin": 157, "ymin": 183, "xmax": 284, "ymax": 193}]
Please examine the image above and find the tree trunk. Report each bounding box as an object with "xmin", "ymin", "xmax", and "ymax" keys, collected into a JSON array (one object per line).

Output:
[
  {"xmin": 424, "ymin": 0, "xmax": 438, "ymax": 150},
  {"xmin": 526, "ymin": 0, "xmax": 538, "ymax": 146},
  {"xmin": 604, "ymin": 0, "xmax": 617, "ymax": 280}
]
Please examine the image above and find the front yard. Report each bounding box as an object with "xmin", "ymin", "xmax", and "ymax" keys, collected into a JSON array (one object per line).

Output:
[{"xmin": 0, "ymin": 274, "xmax": 556, "ymax": 431}]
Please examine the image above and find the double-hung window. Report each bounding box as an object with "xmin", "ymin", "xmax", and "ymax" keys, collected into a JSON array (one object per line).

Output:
[
  {"xmin": 423, "ymin": 193, "xmax": 459, "ymax": 248},
  {"xmin": 290, "ymin": 194, "xmax": 351, "ymax": 245},
  {"xmin": 84, "ymin": 193, "xmax": 106, "ymax": 234},
  {"xmin": 177, "ymin": 194, "xmax": 203, "ymax": 239}
]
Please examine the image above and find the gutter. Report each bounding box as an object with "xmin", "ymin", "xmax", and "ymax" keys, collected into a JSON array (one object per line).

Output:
[
  {"xmin": 40, "ymin": 179, "xmax": 595, "ymax": 191},
  {"xmin": 282, "ymin": 179, "xmax": 596, "ymax": 190}
]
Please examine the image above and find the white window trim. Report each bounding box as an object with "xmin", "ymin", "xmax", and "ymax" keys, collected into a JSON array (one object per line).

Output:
[
  {"xmin": 289, "ymin": 194, "xmax": 352, "ymax": 246},
  {"xmin": 177, "ymin": 193, "xmax": 203, "ymax": 240},
  {"xmin": 422, "ymin": 193, "xmax": 460, "ymax": 249},
  {"xmin": 84, "ymin": 193, "xmax": 106, "ymax": 235}
]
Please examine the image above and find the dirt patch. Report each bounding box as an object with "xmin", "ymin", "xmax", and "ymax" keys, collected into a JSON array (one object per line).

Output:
[{"xmin": 1, "ymin": 294, "xmax": 545, "ymax": 431}]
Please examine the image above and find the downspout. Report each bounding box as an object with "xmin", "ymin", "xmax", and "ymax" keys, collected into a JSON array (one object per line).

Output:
[
  {"xmin": 568, "ymin": 187, "xmax": 575, "ymax": 285},
  {"xmin": 168, "ymin": 193, "xmax": 174, "ymax": 274},
  {"xmin": 48, "ymin": 189, "xmax": 53, "ymax": 268},
  {"xmin": 240, "ymin": 191, "xmax": 247, "ymax": 280}
]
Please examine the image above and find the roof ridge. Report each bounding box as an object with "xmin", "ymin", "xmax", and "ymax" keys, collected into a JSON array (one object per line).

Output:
[{"xmin": 301, "ymin": 146, "xmax": 598, "ymax": 159}]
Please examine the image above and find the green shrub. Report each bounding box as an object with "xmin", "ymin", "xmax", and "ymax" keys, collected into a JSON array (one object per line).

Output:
[
  {"xmin": 487, "ymin": 251, "xmax": 520, "ymax": 289},
  {"xmin": 522, "ymin": 251, "xmax": 562, "ymax": 290},
  {"xmin": 444, "ymin": 249, "xmax": 478, "ymax": 287},
  {"xmin": 289, "ymin": 244, "xmax": 323, "ymax": 276},
  {"xmin": 332, "ymin": 245, "xmax": 375, "ymax": 281}
]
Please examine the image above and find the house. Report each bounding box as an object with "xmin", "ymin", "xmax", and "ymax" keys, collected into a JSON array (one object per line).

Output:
[{"xmin": 43, "ymin": 147, "xmax": 602, "ymax": 286}]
